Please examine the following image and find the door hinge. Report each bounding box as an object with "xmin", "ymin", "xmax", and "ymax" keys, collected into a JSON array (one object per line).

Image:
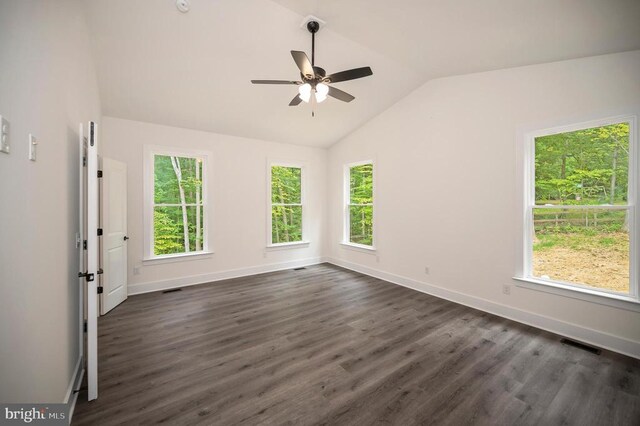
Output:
[
  {"xmin": 97, "ymin": 268, "xmax": 103, "ymax": 275},
  {"xmin": 83, "ymin": 321, "xmax": 87, "ymax": 333},
  {"xmin": 82, "ymin": 156, "xmax": 86, "ymax": 167},
  {"xmin": 97, "ymin": 228, "xmax": 103, "ymax": 236},
  {"xmin": 97, "ymin": 170, "xmax": 103, "ymax": 178},
  {"xmin": 83, "ymin": 240, "xmax": 87, "ymax": 250},
  {"xmin": 78, "ymin": 272, "xmax": 95, "ymax": 282},
  {"xmin": 97, "ymin": 286, "xmax": 104, "ymax": 294}
]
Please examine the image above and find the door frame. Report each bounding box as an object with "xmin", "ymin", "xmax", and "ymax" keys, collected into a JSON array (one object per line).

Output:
[{"xmin": 80, "ymin": 121, "xmax": 99, "ymax": 401}]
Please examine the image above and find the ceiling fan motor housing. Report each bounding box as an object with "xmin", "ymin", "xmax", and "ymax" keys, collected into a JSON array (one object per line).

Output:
[{"xmin": 303, "ymin": 67, "xmax": 326, "ymax": 84}]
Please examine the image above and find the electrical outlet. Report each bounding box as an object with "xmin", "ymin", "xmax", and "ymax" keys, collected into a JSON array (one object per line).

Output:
[
  {"xmin": 133, "ymin": 265, "xmax": 141, "ymax": 275},
  {"xmin": 502, "ymin": 284, "xmax": 511, "ymax": 295},
  {"xmin": 424, "ymin": 266, "xmax": 430, "ymax": 275},
  {"xmin": 0, "ymin": 115, "xmax": 9, "ymax": 154}
]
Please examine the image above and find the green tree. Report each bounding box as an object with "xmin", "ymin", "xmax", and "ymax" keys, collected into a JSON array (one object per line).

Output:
[
  {"xmin": 153, "ymin": 155, "xmax": 203, "ymax": 255},
  {"xmin": 535, "ymin": 123, "xmax": 629, "ymax": 205},
  {"xmin": 349, "ymin": 164, "xmax": 373, "ymax": 245},
  {"xmin": 271, "ymin": 166, "xmax": 303, "ymax": 243}
]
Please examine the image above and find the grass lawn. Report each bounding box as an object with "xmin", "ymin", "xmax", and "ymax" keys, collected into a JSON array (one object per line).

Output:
[{"xmin": 532, "ymin": 231, "xmax": 629, "ymax": 293}]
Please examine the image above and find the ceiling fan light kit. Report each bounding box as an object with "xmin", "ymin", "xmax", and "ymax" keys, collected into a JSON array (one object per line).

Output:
[{"xmin": 251, "ymin": 19, "xmax": 373, "ymax": 115}]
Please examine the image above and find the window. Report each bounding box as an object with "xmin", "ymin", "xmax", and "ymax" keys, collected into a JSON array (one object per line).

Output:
[
  {"xmin": 144, "ymin": 147, "xmax": 210, "ymax": 259},
  {"xmin": 523, "ymin": 117, "xmax": 638, "ymax": 302},
  {"xmin": 269, "ymin": 164, "xmax": 304, "ymax": 245},
  {"xmin": 344, "ymin": 161, "xmax": 374, "ymax": 248}
]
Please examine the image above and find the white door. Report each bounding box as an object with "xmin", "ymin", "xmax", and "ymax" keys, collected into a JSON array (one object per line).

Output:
[
  {"xmin": 100, "ymin": 158, "xmax": 128, "ymax": 314},
  {"xmin": 80, "ymin": 121, "xmax": 99, "ymax": 401}
]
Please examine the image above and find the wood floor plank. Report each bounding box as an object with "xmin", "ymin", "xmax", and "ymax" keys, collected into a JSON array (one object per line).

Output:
[{"xmin": 73, "ymin": 263, "xmax": 640, "ymax": 425}]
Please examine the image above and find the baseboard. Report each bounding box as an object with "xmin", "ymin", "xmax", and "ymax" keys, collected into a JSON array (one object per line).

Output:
[
  {"xmin": 327, "ymin": 257, "xmax": 640, "ymax": 359},
  {"xmin": 64, "ymin": 356, "xmax": 84, "ymax": 423},
  {"xmin": 128, "ymin": 257, "xmax": 327, "ymax": 295}
]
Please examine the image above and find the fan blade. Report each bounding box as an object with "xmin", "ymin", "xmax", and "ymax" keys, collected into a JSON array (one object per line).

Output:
[
  {"xmin": 251, "ymin": 80, "xmax": 301, "ymax": 85},
  {"xmin": 289, "ymin": 95, "xmax": 303, "ymax": 106},
  {"xmin": 291, "ymin": 51, "xmax": 315, "ymax": 79},
  {"xmin": 326, "ymin": 67, "xmax": 373, "ymax": 84},
  {"xmin": 328, "ymin": 86, "xmax": 355, "ymax": 103}
]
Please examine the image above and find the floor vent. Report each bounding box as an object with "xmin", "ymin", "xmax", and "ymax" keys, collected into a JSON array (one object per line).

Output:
[
  {"xmin": 293, "ymin": 267, "xmax": 307, "ymax": 271},
  {"xmin": 560, "ymin": 338, "xmax": 601, "ymax": 355},
  {"xmin": 162, "ymin": 288, "xmax": 182, "ymax": 294}
]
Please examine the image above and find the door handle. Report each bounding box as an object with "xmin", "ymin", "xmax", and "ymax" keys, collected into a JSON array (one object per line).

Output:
[{"xmin": 123, "ymin": 236, "xmax": 129, "ymax": 241}]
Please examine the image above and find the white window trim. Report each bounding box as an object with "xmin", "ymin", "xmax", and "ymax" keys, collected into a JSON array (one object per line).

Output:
[
  {"xmin": 342, "ymin": 159, "xmax": 376, "ymax": 250},
  {"xmin": 514, "ymin": 115, "xmax": 639, "ymax": 311},
  {"xmin": 267, "ymin": 160, "xmax": 309, "ymax": 248},
  {"xmin": 143, "ymin": 145, "xmax": 212, "ymax": 261}
]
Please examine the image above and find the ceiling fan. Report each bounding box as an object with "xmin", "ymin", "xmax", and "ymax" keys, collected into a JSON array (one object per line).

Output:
[{"xmin": 251, "ymin": 20, "xmax": 373, "ymax": 112}]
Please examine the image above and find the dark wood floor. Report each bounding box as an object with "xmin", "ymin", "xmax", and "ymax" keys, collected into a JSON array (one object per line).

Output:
[{"xmin": 73, "ymin": 263, "xmax": 640, "ymax": 425}]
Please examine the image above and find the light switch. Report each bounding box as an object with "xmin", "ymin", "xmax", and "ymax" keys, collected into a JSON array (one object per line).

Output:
[
  {"xmin": 0, "ymin": 115, "xmax": 9, "ymax": 154},
  {"xmin": 28, "ymin": 134, "xmax": 37, "ymax": 161}
]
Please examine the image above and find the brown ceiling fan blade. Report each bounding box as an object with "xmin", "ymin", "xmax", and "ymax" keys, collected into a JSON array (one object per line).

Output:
[
  {"xmin": 289, "ymin": 95, "xmax": 303, "ymax": 106},
  {"xmin": 328, "ymin": 86, "xmax": 355, "ymax": 103},
  {"xmin": 291, "ymin": 51, "xmax": 315, "ymax": 79},
  {"xmin": 325, "ymin": 67, "xmax": 373, "ymax": 84},
  {"xmin": 251, "ymin": 80, "xmax": 301, "ymax": 85}
]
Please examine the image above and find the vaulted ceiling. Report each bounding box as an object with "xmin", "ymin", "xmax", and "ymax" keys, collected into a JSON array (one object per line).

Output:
[{"xmin": 83, "ymin": 0, "xmax": 640, "ymax": 147}]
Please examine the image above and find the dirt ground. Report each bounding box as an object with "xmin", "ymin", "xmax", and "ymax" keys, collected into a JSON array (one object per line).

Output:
[{"xmin": 533, "ymin": 244, "xmax": 629, "ymax": 293}]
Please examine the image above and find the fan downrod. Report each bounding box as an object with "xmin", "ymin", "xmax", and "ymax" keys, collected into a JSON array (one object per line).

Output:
[{"xmin": 307, "ymin": 20, "xmax": 320, "ymax": 65}]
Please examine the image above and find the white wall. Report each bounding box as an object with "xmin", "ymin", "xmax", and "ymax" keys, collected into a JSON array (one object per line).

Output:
[
  {"xmin": 327, "ymin": 51, "xmax": 640, "ymax": 355},
  {"xmin": 0, "ymin": 3, "xmax": 637, "ymax": 408},
  {"xmin": 0, "ymin": 1, "xmax": 101, "ymax": 402},
  {"xmin": 101, "ymin": 117, "xmax": 327, "ymax": 294}
]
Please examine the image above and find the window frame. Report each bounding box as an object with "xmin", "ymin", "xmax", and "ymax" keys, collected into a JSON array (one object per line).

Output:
[
  {"xmin": 342, "ymin": 160, "xmax": 376, "ymax": 251},
  {"xmin": 143, "ymin": 145, "xmax": 212, "ymax": 262},
  {"xmin": 515, "ymin": 115, "xmax": 640, "ymax": 310},
  {"xmin": 267, "ymin": 160, "xmax": 309, "ymax": 248}
]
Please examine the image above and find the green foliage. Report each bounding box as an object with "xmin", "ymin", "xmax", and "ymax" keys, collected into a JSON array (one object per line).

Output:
[
  {"xmin": 532, "ymin": 234, "xmax": 561, "ymax": 251},
  {"xmin": 350, "ymin": 205, "xmax": 373, "ymax": 245},
  {"xmin": 153, "ymin": 155, "xmax": 204, "ymax": 255},
  {"xmin": 533, "ymin": 208, "xmax": 626, "ymax": 235},
  {"xmin": 533, "ymin": 231, "xmax": 627, "ymax": 252},
  {"xmin": 349, "ymin": 164, "xmax": 374, "ymax": 245},
  {"xmin": 271, "ymin": 166, "xmax": 303, "ymax": 244},
  {"xmin": 350, "ymin": 164, "xmax": 373, "ymax": 204},
  {"xmin": 154, "ymin": 155, "xmax": 203, "ymax": 204},
  {"xmin": 535, "ymin": 123, "xmax": 629, "ymax": 205},
  {"xmin": 533, "ymin": 208, "xmax": 628, "ymax": 252},
  {"xmin": 272, "ymin": 206, "xmax": 303, "ymax": 243},
  {"xmin": 153, "ymin": 209, "xmax": 184, "ymax": 254},
  {"xmin": 271, "ymin": 166, "xmax": 301, "ymax": 204}
]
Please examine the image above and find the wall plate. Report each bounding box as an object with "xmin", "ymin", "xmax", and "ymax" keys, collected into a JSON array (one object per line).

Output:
[
  {"xmin": 0, "ymin": 115, "xmax": 9, "ymax": 154},
  {"xmin": 29, "ymin": 133, "xmax": 37, "ymax": 161},
  {"xmin": 300, "ymin": 15, "xmax": 326, "ymax": 32}
]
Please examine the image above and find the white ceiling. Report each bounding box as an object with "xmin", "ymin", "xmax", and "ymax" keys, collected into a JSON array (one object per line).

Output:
[{"xmin": 83, "ymin": 0, "xmax": 640, "ymax": 148}]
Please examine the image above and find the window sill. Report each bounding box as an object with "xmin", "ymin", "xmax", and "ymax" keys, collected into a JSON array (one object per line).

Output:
[
  {"xmin": 513, "ymin": 276, "xmax": 640, "ymax": 312},
  {"xmin": 340, "ymin": 241, "xmax": 377, "ymax": 253},
  {"xmin": 143, "ymin": 251, "xmax": 213, "ymax": 265},
  {"xmin": 266, "ymin": 241, "xmax": 310, "ymax": 250}
]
